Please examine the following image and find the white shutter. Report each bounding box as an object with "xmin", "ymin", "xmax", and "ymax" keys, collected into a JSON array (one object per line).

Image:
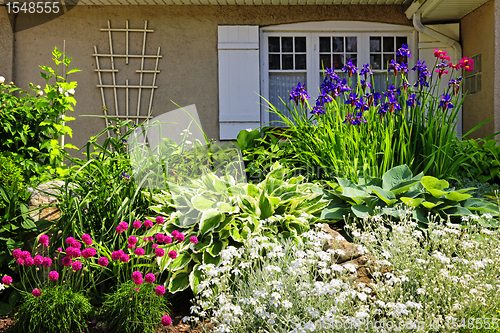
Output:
[
  {"xmin": 418, "ymin": 23, "xmax": 462, "ymax": 134},
  {"xmin": 218, "ymin": 26, "xmax": 260, "ymax": 140}
]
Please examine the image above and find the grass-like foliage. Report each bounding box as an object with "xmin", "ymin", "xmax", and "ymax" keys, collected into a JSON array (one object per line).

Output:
[
  {"xmin": 101, "ymin": 280, "xmax": 171, "ymax": 333},
  {"xmin": 12, "ymin": 286, "xmax": 93, "ymax": 333}
]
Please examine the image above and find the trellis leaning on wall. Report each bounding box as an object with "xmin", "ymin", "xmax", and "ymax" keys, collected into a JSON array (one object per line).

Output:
[{"xmin": 93, "ymin": 20, "xmax": 162, "ymax": 136}]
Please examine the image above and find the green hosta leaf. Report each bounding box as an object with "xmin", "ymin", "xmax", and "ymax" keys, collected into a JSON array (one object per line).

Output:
[
  {"xmin": 421, "ymin": 176, "xmax": 449, "ymax": 191},
  {"xmin": 217, "ymin": 202, "xmax": 232, "ymax": 214},
  {"xmin": 369, "ymin": 186, "xmax": 397, "ymax": 205},
  {"xmin": 191, "ymin": 194, "xmax": 216, "ymax": 211},
  {"xmin": 199, "ymin": 209, "xmax": 222, "ymax": 235},
  {"xmin": 168, "ymin": 270, "xmax": 190, "ymax": 293},
  {"xmin": 382, "ymin": 207, "xmax": 400, "ymax": 219},
  {"xmin": 427, "ymin": 188, "xmax": 448, "ymax": 198},
  {"xmin": 336, "ymin": 178, "xmax": 371, "ymax": 199},
  {"xmin": 191, "ymin": 252, "xmax": 202, "ymax": 264},
  {"xmin": 463, "ymin": 198, "xmax": 499, "ymax": 214},
  {"xmin": 445, "ymin": 191, "xmax": 472, "ymax": 202},
  {"xmin": 390, "ymin": 179, "xmax": 423, "ymax": 196},
  {"xmin": 382, "ymin": 165, "xmax": 413, "ymax": 191},
  {"xmin": 400, "ymin": 197, "xmax": 425, "ymax": 208},
  {"xmin": 190, "ymin": 264, "xmax": 203, "ymax": 294},
  {"xmin": 421, "ymin": 201, "xmax": 442, "ymax": 209},
  {"xmin": 413, "ymin": 207, "xmax": 430, "ymax": 223},
  {"xmin": 230, "ymin": 227, "xmax": 243, "ymax": 242},
  {"xmin": 241, "ymin": 226, "xmax": 251, "ymax": 240},
  {"xmin": 443, "ymin": 207, "xmax": 472, "ymax": 216},
  {"xmin": 239, "ymin": 196, "xmax": 260, "ymax": 216},
  {"xmin": 321, "ymin": 206, "xmax": 350, "ymax": 220},
  {"xmin": 203, "ymin": 251, "xmax": 221, "ymax": 266},
  {"xmin": 268, "ymin": 196, "xmax": 281, "ymax": 208},
  {"xmin": 351, "ymin": 205, "xmax": 373, "ymax": 218},
  {"xmin": 208, "ymin": 239, "xmax": 227, "ymax": 257},
  {"xmin": 192, "ymin": 234, "xmax": 212, "ymax": 253},
  {"xmin": 259, "ymin": 195, "xmax": 275, "ymax": 219},
  {"xmin": 246, "ymin": 184, "xmax": 260, "ymax": 197},
  {"xmin": 219, "ymin": 228, "xmax": 230, "ymax": 240},
  {"xmin": 169, "ymin": 251, "xmax": 192, "ymax": 271}
]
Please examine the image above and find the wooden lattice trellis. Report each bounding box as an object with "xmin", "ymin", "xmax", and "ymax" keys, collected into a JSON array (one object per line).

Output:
[{"xmin": 93, "ymin": 20, "xmax": 162, "ymax": 133}]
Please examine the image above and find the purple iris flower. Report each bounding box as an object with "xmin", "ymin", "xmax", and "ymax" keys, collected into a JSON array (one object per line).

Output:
[
  {"xmin": 439, "ymin": 94, "xmax": 454, "ymax": 112},
  {"xmin": 412, "ymin": 60, "xmax": 427, "ymax": 72},
  {"xmin": 311, "ymin": 105, "xmax": 325, "ymax": 115},
  {"xmin": 406, "ymin": 93, "xmax": 421, "ymax": 108},
  {"xmin": 317, "ymin": 93, "xmax": 333, "ymax": 105},
  {"xmin": 342, "ymin": 59, "xmax": 358, "ymax": 78},
  {"xmin": 360, "ymin": 80, "xmax": 371, "ymax": 92},
  {"xmin": 339, "ymin": 79, "xmax": 352, "ymax": 93},
  {"xmin": 345, "ymin": 92, "xmax": 359, "ymax": 107},
  {"xmin": 396, "ymin": 44, "xmax": 411, "ymax": 58},
  {"xmin": 449, "ymin": 77, "xmax": 463, "ymax": 95},
  {"xmin": 360, "ymin": 64, "xmax": 373, "ymax": 79},
  {"xmin": 325, "ymin": 68, "xmax": 340, "ymax": 81},
  {"xmin": 289, "ymin": 82, "xmax": 310, "ymax": 105}
]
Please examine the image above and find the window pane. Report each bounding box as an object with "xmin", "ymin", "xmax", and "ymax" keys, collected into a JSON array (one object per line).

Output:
[
  {"xmin": 370, "ymin": 54, "xmax": 381, "ymax": 70},
  {"xmin": 295, "ymin": 37, "xmax": 306, "ymax": 53},
  {"xmin": 319, "ymin": 37, "xmax": 331, "ymax": 53},
  {"xmin": 282, "ymin": 37, "xmax": 293, "ymax": 52},
  {"xmin": 269, "ymin": 37, "xmax": 280, "ymax": 53},
  {"xmin": 333, "ymin": 37, "xmax": 344, "ymax": 52},
  {"xmin": 383, "ymin": 54, "xmax": 394, "ymax": 70},
  {"xmin": 282, "ymin": 54, "xmax": 294, "ymax": 70},
  {"xmin": 333, "ymin": 54, "xmax": 344, "ymax": 69},
  {"xmin": 269, "ymin": 54, "xmax": 280, "ymax": 70},
  {"xmin": 383, "ymin": 37, "xmax": 394, "ymax": 53},
  {"xmin": 296, "ymin": 54, "xmax": 306, "ymax": 70},
  {"xmin": 346, "ymin": 37, "xmax": 357, "ymax": 52},
  {"xmin": 396, "ymin": 36, "xmax": 408, "ymax": 50},
  {"xmin": 346, "ymin": 53, "xmax": 357, "ymax": 64},
  {"xmin": 269, "ymin": 72, "xmax": 307, "ymax": 126},
  {"xmin": 320, "ymin": 54, "xmax": 331, "ymax": 69},
  {"xmin": 370, "ymin": 37, "xmax": 381, "ymax": 52}
]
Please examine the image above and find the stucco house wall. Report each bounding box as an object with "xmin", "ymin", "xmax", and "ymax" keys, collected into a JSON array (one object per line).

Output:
[
  {"xmin": 0, "ymin": 5, "xmax": 411, "ymax": 149},
  {"xmin": 461, "ymin": 0, "xmax": 495, "ymax": 139}
]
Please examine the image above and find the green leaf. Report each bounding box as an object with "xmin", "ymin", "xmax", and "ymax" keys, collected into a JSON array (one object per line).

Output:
[
  {"xmin": 169, "ymin": 251, "xmax": 192, "ymax": 271},
  {"xmin": 0, "ymin": 302, "xmax": 11, "ymax": 316},
  {"xmin": 208, "ymin": 239, "xmax": 227, "ymax": 257},
  {"xmin": 217, "ymin": 202, "xmax": 232, "ymax": 214},
  {"xmin": 321, "ymin": 206, "xmax": 350, "ymax": 220},
  {"xmin": 190, "ymin": 264, "xmax": 203, "ymax": 294},
  {"xmin": 203, "ymin": 251, "xmax": 221, "ymax": 266},
  {"xmin": 21, "ymin": 218, "xmax": 36, "ymax": 230},
  {"xmin": 351, "ymin": 205, "xmax": 373, "ymax": 218},
  {"xmin": 369, "ymin": 186, "xmax": 397, "ymax": 205},
  {"xmin": 427, "ymin": 188, "xmax": 448, "ymax": 198},
  {"xmin": 382, "ymin": 165, "xmax": 413, "ymax": 191},
  {"xmin": 421, "ymin": 176, "xmax": 449, "ymax": 191},
  {"xmin": 192, "ymin": 234, "xmax": 212, "ymax": 253},
  {"xmin": 259, "ymin": 194, "xmax": 274, "ymax": 219},
  {"xmin": 191, "ymin": 194, "xmax": 215, "ymax": 211},
  {"xmin": 400, "ymin": 197, "xmax": 425, "ymax": 208},
  {"xmin": 445, "ymin": 191, "xmax": 472, "ymax": 202},
  {"xmin": 168, "ymin": 271, "xmax": 190, "ymax": 293},
  {"xmin": 199, "ymin": 209, "xmax": 222, "ymax": 235},
  {"xmin": 230, "ymin": 226, "xmax": 243, "ymax": 242}
]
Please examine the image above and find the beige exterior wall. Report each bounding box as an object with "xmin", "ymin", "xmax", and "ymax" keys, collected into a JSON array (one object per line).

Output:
[
  {"xmin": 0, "ymin": 9, "xmax": 14, "ymax": 83},
  {"xmin": 461, "ymin": 0, "xmax": 495, "ymax": 139},
  {"xmin": 1, "ymin": 5, "xmax": 411, "ymax": 149}
]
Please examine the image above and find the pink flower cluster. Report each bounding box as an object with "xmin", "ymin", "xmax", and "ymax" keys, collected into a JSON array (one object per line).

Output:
[
  {"xmin": 116, "ymin": 222, "xmax": 129, "ymax": 234},
  {"xmin": 111, "ymin": 250, "xmax": 130, "ymax": 262},
  {"xmin": 13, "ymin": 248, "xmax": 51, "ymax": 267}
]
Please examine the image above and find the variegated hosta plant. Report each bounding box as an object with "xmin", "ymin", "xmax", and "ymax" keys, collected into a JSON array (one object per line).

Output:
[{"xmin": 146, "ymin": 162, "xmax": 330, "ymax": 293}]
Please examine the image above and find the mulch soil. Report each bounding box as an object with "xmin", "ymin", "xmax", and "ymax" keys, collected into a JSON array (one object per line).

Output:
[{"xmin": 0, "ymin": 290, "xmax": 213, "ymax": 333}]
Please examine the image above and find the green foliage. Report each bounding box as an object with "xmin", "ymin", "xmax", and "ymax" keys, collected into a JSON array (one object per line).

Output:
[
  {"xmin": 101, "ymin": 281, "xmax": 171, "ymax": 333},
  {"xmin": 454, "ymin": 138, "xmax": 500, "ymax": 184},
  {"xmin": 11, "ymin": 286, "xmax": 93, "ymax": 333},
  {"xmin": 0, "ymin": 46, "xmax": 80, "ymax": 180},
  {"xmin": 0, "ymin": 152, "xmax": 27, "ymax": 192},
  {"xmin": 56, "ymin": 119, "xmax": 150, "ymax": 251},
  {"xmin": 322, "ymin": 165, "xmax": 499, "ymax": 226},
  {"xmin": 148, "ymin": 162, "xmax": 330, "ymax": 293}
]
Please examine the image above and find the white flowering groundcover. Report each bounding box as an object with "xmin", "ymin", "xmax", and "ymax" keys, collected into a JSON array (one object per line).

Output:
[{"xmin": 181, "ymin": 209, "xmax": 500, "ymax": 333}]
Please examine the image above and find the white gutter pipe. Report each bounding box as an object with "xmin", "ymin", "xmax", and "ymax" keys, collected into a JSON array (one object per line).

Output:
[{"xmin": 412, "ymin": 14, "xmax": 462, "ymax": 64}]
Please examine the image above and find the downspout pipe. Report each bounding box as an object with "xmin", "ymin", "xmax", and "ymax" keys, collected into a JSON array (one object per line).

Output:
[{"xmin": 412, "ymin": 14, "xmax": 462, "ymax": 64}]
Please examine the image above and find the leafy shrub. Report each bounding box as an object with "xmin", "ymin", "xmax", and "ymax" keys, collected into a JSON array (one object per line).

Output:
[
  {"xmin": 0, "ymin": 46, "xmax": 80, "ymax": 180},
  {"xmin": 101, "ymin": 280, "xmax": 171, "ymax": 333},
  {"xmin": 321, "ymin": 165, "xmax": 499, "ymax": 227},
  {"xmin": 0, "ymin": 152, "xmax": 27, "ymax": 192},
  {"xmin": 148, "ymin": 162, "xmax": 330, "ymax": 293},
  {"xmin": 453, "ymin": 138, "xmax": 500, "ymax": 184},
  {"xmin": 451, "ymin": 178, "xmax": 500, "ymax": 199},
  {"xmin": 11, "ymin": 286, "xmax": 93, "ymax": 333}
]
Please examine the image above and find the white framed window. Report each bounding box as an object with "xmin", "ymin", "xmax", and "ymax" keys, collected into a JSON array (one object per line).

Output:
[{"xmin": 260, "ymin": 21, "xmax": 416, "ymax": 126}]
